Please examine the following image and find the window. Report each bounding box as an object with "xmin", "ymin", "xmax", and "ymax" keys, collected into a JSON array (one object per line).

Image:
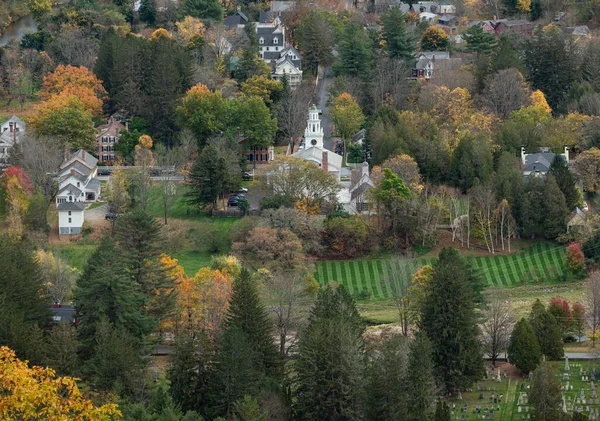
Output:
[
  {"xmin": 274, "ymin": 37, "xmax": 278, "ymax": 44},
  {"xmin": 68, "ymin": 211, "xmax": 72, "ymax": 216},
  {"xmin": 246, "ymin": 154, "xmax": 253, "ymax": 161},
  {"xmin": 110, "ymin": 154, "xmax": 115, "ymax": 161},
  {"xmin": 259, "ymin": 37, "xmax": 264, "ymax": 44},
  {"xmin": 68, "ymin": 218, "xmax": 72, "ymax": 223},
  {"xmin": 69, "ymin": 196, "xmax": 73, "ymax": 202},
  {"xmin": 261, "ymin": 154, "xmax": 267, "ymax": 161},
  {"xmin": 77, "ymin": 182, "xmax": 80, "ymax": 187}
]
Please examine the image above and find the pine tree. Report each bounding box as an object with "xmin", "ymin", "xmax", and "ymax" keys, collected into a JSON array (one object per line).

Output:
[
  {"xmin": 187, "ymin": 144, "xmax": 227, "ymax": 208},
  {"xmin": 379, "ymin": 6, "xmax": 415, "ymax": 59},
  {"xmin": 139, "ymin": 0, "xmax": 156, "ymax": 24},
  {"xmin": 224, "ymin": 269, "xmax": 281, "ymax": 379},
  {"xmin": 335, "ymin": 22, "xmax": 373, "ymax": 78},
  {"xmin": 407, "ymin": 333, "xmax": 436, "ymax": 421},
  {"xmin": 182, "ymin": 0, "xmax": 223, "ymax": 21},
  {"xmin": 507, "ymin": 318, "xmax": 541, "ymax": 374},
  {"xmin": 75, "ymin": 238, "xmax": 154, "ymax": 358},
  {"xmin": 529, "ymin": 300, "xmax": 564, "ymax": 360},
  {"xmin": 114, "ymin": 209, "xmax": 176, "ymax": 322},
  {"xmin": 294, "ymin": 285, "xmax": 365, "ymax": 420},
  {"xmin": 520, "ymin": 176, "xmax": 545, "ymax": 238},
  {"xmin": 549, "ymin": 155, "xmax": 580, "ymax": 210},
  {"xmin": 464, "ymin": 25, "xmax": 498, "ymax": 56},
  {"xmin": 232, "ymin": 396, "xmax": 267, "ymax": 421},
  {"xmin": 543, "ymin": 175, "xmax": 569, "ymax": 240},
  {"xmin": 420, "ymin": 247, "xmax": 484, "ymax": 391},
  {"xmin": 367, "ymin": 334, "xmax": 409, "ymax": 420},
  {"xmin": 44, "ymin": 324, "xmax": 79, "ymax": 377}
]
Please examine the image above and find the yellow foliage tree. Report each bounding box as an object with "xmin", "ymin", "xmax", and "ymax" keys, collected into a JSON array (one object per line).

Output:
[
  {"xmin": 407, "ymin": 264, "xmax": 433, "ymax": 320},
  {"xmin": 176, "ymin": 16, "xmax": 205, "ymax": 47},
  {"xmin": 530, "ymin": 90, "xmax": 551, "ymax": 113},
  {"xmin": 0, "ymin": 346, "xmax": 121, "ymax": 420},
  {"xmin": 240, "ymin": 75, "xmax": 283, "ymax": 105},
  {"xmin": 516, "ymin": 0, "xmax": 531, "ymax": 12},
  {"xmin": 149, "ymin": 28, "xmax": 173, "ymax": 41}
]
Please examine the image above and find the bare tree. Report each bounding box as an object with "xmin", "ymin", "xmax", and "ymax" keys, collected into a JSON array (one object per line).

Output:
[
  {"xmin": 382, "ymin": 256, "xmax": 417, "ymax": 336},
  {"xmin": 50, "ymin": 26, "xmax": 99, "ymax": 69},
  {"xmin": 372, "ymin": 58, "xmax": 410, "ymax": 110},
  {"xmin": 178, "ymin": 128, "xmax": 198, "ymax": 171},
  {"xmin": 275, "ymin": 84, "xmax": 313, "ymax": 153},
  {"xmin": 449, "ymin": 194, "xmax": 470, "ymax": 248},
  {"xmin": 480, "ymin": 68, "xmax": 530, "ymax": 120},
  {"xmin": 586, "ymin": 272, "xmax": 600, "ymax": 346},
  {"xmin": 494, "ymin": 199, "xmax": 517, "ymax": 253},
  {"xmin": 471, "ymin": 183, "xmax": 496, "ymax": 254},
  {"xmin": 37, "ymin": 250, "xmax": 78, "ymax": 305},
  {"xmin": 9, "ymin": 135, "xmax": 63, "ymax": 197},
  {"xmin": 156, "ymin": 144, "xmax": 185, "ymax": 225},
  {"xmin": 481, "ymin": 299, "xmax": 512, "ymax": 366}
]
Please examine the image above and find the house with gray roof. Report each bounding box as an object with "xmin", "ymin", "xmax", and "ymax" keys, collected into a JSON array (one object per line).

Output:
[
  {"xmin": 521, "ymin": 146, "xmax": 569, "ymax": 177},
  {"xmin": 0, "ymin": 115, "xmax": 26, "ymax": 165},
  {"xmin": 413, "ymin": 51, "xmax": 451, "ymax": 80},
  {"xmin": 225, "ymin": 10, "xmax": 248, "ymax": 30},
  {"xmin": 256, "ymin": 18, "xmax": 303, "ymax": 87}
]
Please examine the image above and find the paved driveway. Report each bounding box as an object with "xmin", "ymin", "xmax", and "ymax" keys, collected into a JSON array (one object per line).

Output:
[{"xmin": 85, "ymin": 203, "xmax": 108, "ymax": 225}]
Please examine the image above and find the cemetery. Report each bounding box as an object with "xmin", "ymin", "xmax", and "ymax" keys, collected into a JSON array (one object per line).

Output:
[{"xmin": 444, "ymin": 359, "xmax": 600, "ymax": 420}]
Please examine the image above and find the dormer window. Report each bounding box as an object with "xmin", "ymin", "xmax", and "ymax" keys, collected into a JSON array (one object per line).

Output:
[
  {"xmin": 259, "ymin": 37, "xmax": 264, "ymax": 45},
  {"xmin": 273, "ymin": 37, "xmax": 278, "ymax": 44}
]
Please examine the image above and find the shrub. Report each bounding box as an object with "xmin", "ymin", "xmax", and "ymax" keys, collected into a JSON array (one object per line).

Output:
[
  {"xmin": 323, "ymin": 216, "xmax": 373, "ymax": 258},
  {"xmin": 566, "ymin": 243, "xmax": 585, "ymax": 276}
]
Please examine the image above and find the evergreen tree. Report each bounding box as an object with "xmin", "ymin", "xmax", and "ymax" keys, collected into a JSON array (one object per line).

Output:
[
  {"xmin": 232, "ymin": 396, "xmax": 267, "ymax": 421},
  {"xmin": 139, "ymin": 0, "xmax": 157, "ymax": 24},
  {"xmin": 335, "ymin": 22, "xmax": 373, "ymax": 78},
  {"xmin": 296, "ymin": 10, "xmax": 337, "ymax": 74},
  {"xmin": 407, "ymin": 333, "xmax": 436, "ymax": 421},
  {"xmin": 224, "ymin": 269, "xmax": 280, "ymax": 379},
  {"xmin": 529, "ymin": 300, "xmax": 564, "ymax": 360},
  {"xmin": 367, "ymin": 334, "xmax": 408, "ymax": 420},
  {"xmin": 295, "ymin": 285, "xmax": 365, "ymax": 420},
  {"xmin": 549, "ymin": 155, "xmax": 580, "ymax": 210},
  {"xmin": 114, "ymin": 209, "xmax": 176, "ymax": 322},
  {"xmin": 44, "ymin": 324, "xmax": 79, "ymax": 377},
  {"xmin": 450, "ymin": 134, "xmax": 494, "ymax": 192},
  {"xmin": 433, "ymin": 401, "xmax": 451, "ymax": 421},
  {"xmin": 187, "ymin": 144, "xmax": 227, "ymax": 208},
  {"xmin": 236, "ymin": 23, "xmax": 267, "ymax": 83},
  {"xmin": 507, "ymin": 318, "xmax": 541, "ymax": 373},
  {"xmin": 379, "ymin": 6, "xmax": 415, "ymax": 59},
  {"xmin": 464, "ymin": 25, "xmax": 498, "ymax": 56},
  {"xmin": 529, "ymin": 362, "xmax": 563, "ymax": 421},
  {"xmin": 520, "ymin": 176, "xmax": 545, "ymax": 238},
  {"xmin": 76, "ymin": 238, "xmax": 154, "ymax": 358},
  {"xmin": 542, "ymin": 175, "xmax": 569, "ymax": 240},
  {"xmin": 94, "ymin": 29, "xmax": 118, "ymax": 106},
  {"xmin": 182, "ymin": 0, "xmax": 223, "ymax": 21},
  {"xmin": 167, "ymin": 335, "xmax": 212, "ymax": 415},
  {"xmin": 420, "ymin": 248, "xmax": 484, "ymax": 391}
]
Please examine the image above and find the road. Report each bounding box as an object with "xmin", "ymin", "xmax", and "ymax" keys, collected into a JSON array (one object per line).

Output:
[
  {"xmin": 316, "ymin": 68, "xmax": 335, "ymax": 152},
  {"xmin": 490, "ymin": 352, "xmax": 598, "ymax": 361}
]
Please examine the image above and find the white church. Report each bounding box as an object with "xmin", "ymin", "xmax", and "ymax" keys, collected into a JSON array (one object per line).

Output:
[{"xmin": 293, "ymin": 104, "xmax": 343, "ymax": 181}]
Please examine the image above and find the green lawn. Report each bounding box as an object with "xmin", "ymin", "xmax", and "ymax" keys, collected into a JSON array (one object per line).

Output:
[{"xmin": 314, "ymin": 242, "xmax": 566, "ymax": 299}]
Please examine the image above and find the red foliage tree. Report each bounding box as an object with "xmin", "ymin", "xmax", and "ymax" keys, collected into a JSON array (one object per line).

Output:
[
  {"xmin": 566, "ymin": 243, "xmax": 585, "ymax": 275},
  {"xmin": 548, "ymin": 296, "xmax": 573, "ymax": 336},
  {"xmin": 1, "ymin": 166, "xmax": 33, "ymax": 195}
]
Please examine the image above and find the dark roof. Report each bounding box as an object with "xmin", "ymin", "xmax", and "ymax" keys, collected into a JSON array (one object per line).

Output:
[
  {"xmin": 62, "ymin": 161, "xmax": 92, "ymax": 177},
  {"xmin": 224, "ymin": 11, "xmax": 248, "ymax": 29},
  {"xmin": 259, "ymin": 11, "xmax": 278, "ymax": 23},
  {"xmin": 57, "ymin": 202, "xmax": 85, "ymax": 211},
  {"xmin": 58, "ymin": 183, "xmax": 83, "ymax": 196},
  {"xmin": 51, "ymin": 305, "xmax": 76, "ymax": 323},
  {"xmin": 279, "ymin": 46, "xmax": 301, "ymax": 68},
  {"xmin": 262, "ymin": 51, "xmax": 281, "ymax": 61},
  {"xmin": 257, "ymin": 26, "xmax": 284, "ymax": 47},
  {"xmin": 523, "ymin": 152, "xmax": 557, "ymax": 173}
]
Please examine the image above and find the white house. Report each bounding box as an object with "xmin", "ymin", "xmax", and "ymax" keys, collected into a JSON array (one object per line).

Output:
[
  {"xmin": 293, "ymin": 105, "xmax": 343, "ymax": 181},
  {"xmin": 413, "ymin": 51, "xmax": 451, "ymax": 80},
  {"xmin": 57, "ymin": 149, "xmax": 101, "ymax": 235},
  {"xmin": 339, "ymin": 162, "xmax": 376, "ymax": 214},
  {"xmin": 0, "ymin": 115, "xmax": 26, "ymax": 165},
  {"xmin": 256, "ymin": 17, "xmax": 303, "ymax": 87}
]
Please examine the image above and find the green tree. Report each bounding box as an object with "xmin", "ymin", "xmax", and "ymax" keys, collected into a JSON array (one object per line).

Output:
[
  {"xmin": 450, "ymin": 134, "xmax": 494, "ymax": 192},
  {"xmin": 367, "ymin": 334, "xmax": 408, "ymax": 420},
  {"xmin": 420, "ymin": 247, "xmax": 484, "ymax": 391},
  {"xmin": 232, "ymin": 396, "xmax": 267, "ymax": 421},
  {"xmin": 549, "ymin": 155, "xmax": 580, "ymax": 210},
  {"xmin": 520, "ymin": 176, "xmax": 545, "ymax": 238},
  {"xmin": 330, "ymin": 92, "xmax": 365, "ymax": 146},
  {"xmin": 296, "ymin": 10, "xmax": 338, "ymax": 74},
  {"xmin": 44, "ymin": 324, "xmax": 79, "ymax": 377},
  {"xmin": 294, "ymin": 285, "xmax": 365, "ymax": 420},
  {"xmin": 529, "ymin": 361, "xmax": 563, "ymax": 421},
  {"xmin": 182, "ymin": 0, "xmax": 223, "ymax": 21},
  {"xmin": 27, "ymin": 0, "xmax": 51, "ymax": 20},
  {"xmin": 177, "ymin": 84, "xmax": 227, "ymax": 148},
  {"xmin": 224, "ymin": 269, "xmax": 280, "ymax": 380},
  {"xmin": 433, "ymin": 401, "xmax": 451, "ymax": 421},
  {"xmin": 235, "ymin": 23, "xmax": 269, "ymax": 83},
  {"xmin": 335, "ymin": 22, "xmax": 373, "ymax": 78},
  {"xmin": 187, "ymin": 144, "xmax": 227, "ymax": 208},
  {"xmin": 542, "ymin": 175, "xmax": 569, "ymax": 240},
  {"xmin": 380, "ymin": 6, "xmax": 415, "ymax": 59},
  {"xmin": 524, "ymin": 25, "xmax": 575, "ymax": 111},
  {"xmin": 139, "ymin": 0, "xmax": 157, "ymax": 24},
  {"xmin": 420, "ymin": 26, "xmax": 449, "ymax": 51},
  {"xmin": 464, "ymin": 25, "xmax": 498, "ymax": 55},
  {"xmin": 529, "ymin": 299, "xmax": 564, "ymax": 360},
  {"xmin": 407, "ymin": 333, "xmax": 436, "ymax": 421},
  {"xmin": 507, "ymin": 318, "xmax": 541, "ymax": 373},
  {"xmin": 234, "ymin": 97, "xmax": 277, "ymax": 169}
]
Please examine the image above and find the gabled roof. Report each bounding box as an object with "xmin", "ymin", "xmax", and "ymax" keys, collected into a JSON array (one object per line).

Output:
[
  {"xmin": 60, "ymin": 149, "xmax": 97, "ymax": 170},
  {"xmin": 57, "ymin": 183, "xmax": 83, "ymax": 197},
  {"xmin": 85, "ymin": 178, "xmax": 100, "ymax": 192},
  {"xmin": 57, "ymin": 202, "xmax": 85, "ymax": 211},
  {"xmin": 279, "ymin": 46, "xmax": 302, "ymax": 68},
  {"xmin": 275, "ymin": 56, "xmax": 302, "ymax": 74},
  {"xmin": 61, "ymin": 161, "xmax": 92, "ymax": 178},
  {"xmin": 292, "ymin": 146, "xmax": 343, "ymax": 171},
  {"xmin": 523, "ymin": 152, "xmax": 556, "ymax": 173},
  {"xmin": 96, "ymin": 120, "xmax": 126, "ymax": 138},
  {"xmin": 224, "ymin": 11, "xmax": 248, "ymax": 29},
  {"xmin": 257, "ymin": 25, "xmax": 284, "ymax": 47}
]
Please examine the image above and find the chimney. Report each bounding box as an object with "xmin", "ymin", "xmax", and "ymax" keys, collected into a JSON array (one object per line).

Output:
[
  {"xmin": 70, "ymin": 169, "xmax": 76, "ymax": 176},
  {"xmin": 82, "ymin": 150, "xmax": 86, "ymax": 161},
  {"xmin": 493, "ymin": 15, "xmax": 497, "ymax": 20},
  {"xmin": 322, "ymin": 151, "xmax": 328, "ymax": 174},
  {"xmin": 521, "ymin": 146, "xmax": 526, "ymax": 165},
  {"xmin": 564, "ymin": 145, "xmax": 569, "ymax": 163},
  {"xmin": 432, "ymin": 54, "xmax": 436, "ymax": 62}
]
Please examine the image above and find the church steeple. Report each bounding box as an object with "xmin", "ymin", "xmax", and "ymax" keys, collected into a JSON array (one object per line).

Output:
[{"xmin": 304, "ymin": 104, "xmax": 324, "ymax": 149}]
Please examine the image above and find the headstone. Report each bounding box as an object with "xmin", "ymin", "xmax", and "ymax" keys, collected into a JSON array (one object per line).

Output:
[
  {"xmin": 480, "ymin": 393, "xmax": 484, "ymax": 399},
  {"xmin": 565, "ymin": 356, "xmax": 570, "ymax": 371},
  {"xmin": 582, "ymin": 389, "xmax": 586, "ymax": 399},
  {"xmin": 564, "ymin": 373, "xmax": 570, "ymax": 381}
]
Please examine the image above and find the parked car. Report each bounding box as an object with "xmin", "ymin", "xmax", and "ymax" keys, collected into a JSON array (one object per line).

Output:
[
  {"xmin": 237, "ymin": 187, "xmax": 248, "ymax": 193},
  {"xmin": 242, "ymin": 172, "xmax": 252, "ymax": 181},
  {"xmin": 105, "ymin": 213, "xmax": 121, "ymax": 220},
  {"xmin": 228, "ymin": 198, "xmax": 239, "ymax": 207},
  {"xmin": 232, "ymin": 193, "xmax": 245, "ymax": 199},
  {"xmin": 98, "ymin": 169, "xmax": 111, "ymax": 176}
]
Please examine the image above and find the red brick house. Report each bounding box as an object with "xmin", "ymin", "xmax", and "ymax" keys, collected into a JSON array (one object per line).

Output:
[
  {"xmin": 96, "ymin": 117, "xmax": 126, "ymax": 163},
  {"xmin": 237, "ymin": 136, "xmax": 275, "ymax": 164}
]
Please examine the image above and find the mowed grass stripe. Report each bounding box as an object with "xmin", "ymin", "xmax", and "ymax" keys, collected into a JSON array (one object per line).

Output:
[
  {"xmin": 373, "ymin": 260, "xmax": 385, "ymax": 299},
  {"xmin": 349, "ymin": 262, "xmax": 359, "ymax": 295},
  {"xmin": 345, "ymin": 262, "xmax": 360, "ymax": 296}
]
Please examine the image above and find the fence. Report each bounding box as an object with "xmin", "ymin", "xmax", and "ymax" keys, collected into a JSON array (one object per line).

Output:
[{"xmin": 211, "ymin": 209, "xmax": 261, "ymax": 217}]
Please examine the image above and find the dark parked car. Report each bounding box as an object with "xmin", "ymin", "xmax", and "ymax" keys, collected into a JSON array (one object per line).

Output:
[
  {"xmin": 105, "ymin": 212, "xmax": 122, "ymax": 221},
  {"xmin": 98, "ymin": 169, "xmax": 111, "ymax": 176},
  {"xmin": 228, "ymin": 198, "xmax": 239, "ymax": 207},
  {"xmin": 232, "ymin": 193, "xmax": 245, "ymax": 199},
  {"xmin": 242, "ymin": 172, "xmax": 252, "ymax": 181}
]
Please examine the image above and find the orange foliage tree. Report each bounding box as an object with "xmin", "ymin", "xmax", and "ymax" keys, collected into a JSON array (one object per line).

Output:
[
  {"xmin": 41, "ymin": 65, "xmax": 107, "ymax": 116},
  {"xmin": 0, "ymin": 346, "xmax": 121, "ymax": 420},
  {"xmin": 0, "ymin": 166, "xmax": 33, "ymax": 241}
]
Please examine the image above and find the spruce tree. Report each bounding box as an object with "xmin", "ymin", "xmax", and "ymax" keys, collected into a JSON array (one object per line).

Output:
[
  {"xmin": 379, "ymin": 6, "xmax": 415, "ymax": 59},
  {"xmin": 139, "ymin": 0, "xmax": 156, "ymax": 24},
  {"xmin": 407, "ymin": 333, "xmax": 436, "ymax": 421},
  {"xmin": 295, "ymin": 285, "xmax": 365, "ymax": 420},
  {"xmin": 549, "ymin": 155, "xmax": 580, "ymax": 210},
  {"xmin": 335, "ymin": 22, "xmax": 373, "ymax": 78},
  {"xmin": 187, "ymin": 144, "xmax": 227, "ymax": 208},
  {"xmin": 367, "ymin": 334, "xmax": 409, "ymax": 420},
  {"xmin": 420, "ymin": 247, "xmax": 484, "ymax": 391},
  {"xmin": 542, "ymin": 175, "xmax": 569, "ymax": 240},
  {"xmin": 529, "ymin": 300, "xmax": 564, "ymax": 360},
  {"xmin": 507, "ymin": 318, "xmax": 541, "ymax": 374},
  {"xmin": 224, "ymin": 269, "xmax": 280, "ymax": 379}
]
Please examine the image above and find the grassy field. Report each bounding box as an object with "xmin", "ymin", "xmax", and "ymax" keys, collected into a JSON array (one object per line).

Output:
[{"xmin": 314, "ymin": 242, "xmax": 566, "ymax": 300}]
